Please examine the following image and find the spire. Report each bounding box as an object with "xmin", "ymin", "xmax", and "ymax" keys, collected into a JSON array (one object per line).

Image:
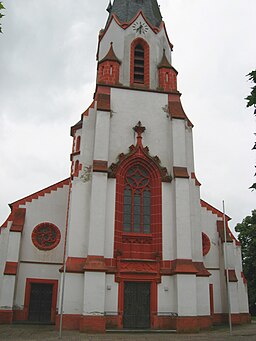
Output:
[
  {"xmin": 158, "ymin": 49, "xmax": 172, "ymax": 69},
  {"xmin": 106, "ymin": 0, "xmax": 163, "ymax": 28}
]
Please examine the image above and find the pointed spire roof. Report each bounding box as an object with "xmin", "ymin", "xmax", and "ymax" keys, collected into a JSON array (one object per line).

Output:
[
  {"xmin": 106, "ymin": 0, "xmax": 162, "ymax": 28},
  {"xmin": 99, "ymin": 42, "xmax": 121, "ymax": 64}
]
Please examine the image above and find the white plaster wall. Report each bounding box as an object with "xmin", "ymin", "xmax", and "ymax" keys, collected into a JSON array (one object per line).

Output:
[
  {"xmin": 209, "ymin": 270, "xmax": 223, "ymax": 314},
  {"xmin": 105, "ymin": 275, "xmax": 118, "ymax": 315},
  {"xmin": 6, "ymin": 232, "xmax": 21, "ymax": 261},
  {"xmin": 110, "ymin": 88, "xmax": 171, "ymax": 172},
  {"xmin": 104, "ymin": 179, "xmax": 116, "ymax": 258},
  {"xmin": 175, "ymin": 275, "xmax": 197, "ymax": 316},
  {"xmin": 94, "ymin": 110, "xmax": 111, "ymax": 161},
  {"xmin": 190, "ymin": 185, "xmax": 202, "ymax": 262},
  {"xmin": 229, "ymin": 282, "xmax": 240, "ymax": 314},
  {"xmin": 196, "ymin": 277, "xmax": 210, "ymax": 316},
  {"xmin": 201, "ymin": 207, "xmax": 220, "ymax": 268},
  {"xmin": 174, "ymin": 179, "xmax": 192, "ymax": 259},
  {"xmin": 62, "ymin": 273, "xmax": 84, "ymax": 314},
  {"xmin": 67, "ymin": 180, "xmax": 91, "ymax": 257},
  {"xmin": 88, "ymin": 173, "xmax": 108, "ymax": 256},
  {"xmin": 80, "ymin": 106, "xmax": 96, "ymax": 165},
  {"xmin": 83, "ymin": 272, "xmax": 105, "ymax": 315},
  {"xmin": 158, "ymin": 276, "xmax": 177, "ymax": 315},
  {"xmin": 0, "ymin": 227, "xmax": 9, "ymax": 295},
  {"xmin": 185, "ymin": 126, "xmax": 195, "ymax": 173},
  {"xmin": 162, "ymin": 182, "xmax": 176, "ymax": 260},
  {"xmin": 14, "ymin": 263, "xmax": 61, "ymax": 310},
  {"xmin": 20, "ymin": 185, "xmax": 69, "ymax": 263},
  {"xmin": 99, "ymin": 14, "xmax": 172, "ymax": 89},
  {"xmin": 172, "ymin": 119, "xmax": 186, "ymax": 167},
  {"xmin": 0, "ymin": 276, "xmax": 16, "ymax": 309},
  {"xmin": 235, "ymin": 246, "xmax": 249, "ymax": 313}
]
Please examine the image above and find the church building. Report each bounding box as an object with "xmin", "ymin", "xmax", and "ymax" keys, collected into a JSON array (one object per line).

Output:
[{"xmin": 0, "ymin": 0, "xmax": 250, "ymax": 333}]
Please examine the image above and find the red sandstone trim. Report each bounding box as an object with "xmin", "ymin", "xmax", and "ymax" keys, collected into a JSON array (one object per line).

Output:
[
  {"xmin": 23, "ymin": 278, "xmax": 58, "ymax": 324},
  {"xmin": 4, "ymin": 262, "xmax": 18, "ymax": 275},
  {"xmin": 93, "ymin": 160, "xmax": 108, "ymax": 173},
  {"xmin": 56, "ymin": 314, "xmax": 81, "ymax": 330},
  {"xmin": 80, "ymin": 315, "xmax": 106, "ymax": 333},
  {"xmin": 225, "ymin": 269, "xmax": 238, "ymax": 282},
  {"xmin": 96, "ymin": 93, "xmax": 111, "ymax": 112},
  {"xmin": 84, "ymin": 256, "xmax": 107, "ymax": 272},
  {"xmin": 173, "ymin": 167, "xmax": 189, "ymax": 179},
  {"xmin": 10, "ymin": 208, "xmax": 26, "ymax": 232},
  {"xmin": 130, "ymin": 37, "xmax": 150, "ymax": 88},
  {"xmin": 191, "ymin": 172, "xmax": 201, "ymax": 186},
  {"xmin": 0, "ymin": 310, "xmax": 13, "ymax": 324},
  {"xmin": 241, "ymin": 272, "xmax": 247, "ymax": 284},
  {"xmin": 200, "ymin": 199, "xmax": 231, "ymax": 220},
  {"xmin": 10, "ymin": 178, "xmax": 70, "ymax": 209}
]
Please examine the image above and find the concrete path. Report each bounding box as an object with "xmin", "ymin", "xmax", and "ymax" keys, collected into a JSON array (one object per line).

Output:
[{"xmin": 0, "ymin": 322, "xmax": 256, "ymax": 341}]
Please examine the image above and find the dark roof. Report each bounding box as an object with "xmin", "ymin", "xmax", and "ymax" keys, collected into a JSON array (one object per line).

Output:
[
  {"xmin": 99, "ymin": 42, "xmax": 121, "ymax": 64},
  {"xmin": 106, "ymin": 0, "xmax": 162, "ymax": 28}
]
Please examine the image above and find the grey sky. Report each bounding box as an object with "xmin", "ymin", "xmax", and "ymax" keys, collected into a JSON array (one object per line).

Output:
[{"xmin": 0, "ymin": 0, "xmax": 255, "ymax": 234}]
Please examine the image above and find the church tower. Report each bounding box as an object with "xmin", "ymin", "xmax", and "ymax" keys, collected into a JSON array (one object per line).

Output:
[{"xmin": 0, "ymin": 0, "xmax": 250, "ymax": 333}]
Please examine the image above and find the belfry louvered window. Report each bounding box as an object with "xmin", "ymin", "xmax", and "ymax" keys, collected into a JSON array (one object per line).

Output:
[
  {"xmin": 123, "ymin": 165, "xmax": 151, "ymax": 234},
  {"xmin": 134, "ymin": 44, "xmax": 145, "ymax": 83}
]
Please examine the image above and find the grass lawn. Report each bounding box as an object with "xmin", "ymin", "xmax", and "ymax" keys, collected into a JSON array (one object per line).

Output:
[{"xmin": 252, "ymin": 316, "xmax": 256, "ymax": 321}]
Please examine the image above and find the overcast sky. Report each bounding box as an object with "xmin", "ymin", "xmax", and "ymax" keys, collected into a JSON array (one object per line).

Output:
[{"xmin": 0, "ymin": 0, "xmax": 255, "ymax": 234}]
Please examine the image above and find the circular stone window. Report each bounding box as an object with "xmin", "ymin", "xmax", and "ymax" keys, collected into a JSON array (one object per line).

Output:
[
  {"xmin": 32, "ymin": 222, "xmax": 61, "ymax": 251},
  {"xmin": 202, "ymin": 232, "xmax": 211, "ymax": 256}
]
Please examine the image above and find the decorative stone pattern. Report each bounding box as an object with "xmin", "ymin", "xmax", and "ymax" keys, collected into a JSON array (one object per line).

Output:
[{"xmin": 31, "ymin": 222, "xmax": 61, "ymax": 251}]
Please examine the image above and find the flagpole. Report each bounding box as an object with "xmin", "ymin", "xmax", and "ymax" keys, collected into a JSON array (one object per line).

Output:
[
  {"xmin": 59, "ymin": 179, "xmax": 72, "ymax": 339},
  {"xmin": 222, "ymin": 200, "xmax": 232, "ymax": 335}
]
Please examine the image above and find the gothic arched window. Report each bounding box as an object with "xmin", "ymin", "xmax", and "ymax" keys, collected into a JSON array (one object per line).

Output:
[
  {"xmin": 130, "ymin": 38, "xmax": 150, "ymax": 87},
  {"xmin": 134, "ymin": 44, "xmax": 145, "ymax": 84},
  {"xmin": 123, "ymin": 165, "xmax": 151, "ymax": 234}
]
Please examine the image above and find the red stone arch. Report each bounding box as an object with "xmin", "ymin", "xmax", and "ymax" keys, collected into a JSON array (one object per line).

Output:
[
  {"xmin": 113, "ymin": 149, "xmax": 163, "ymax": 261},
  {"xmin": 130, "ymin": 37, "xmax": 150, "ymax": 87}
]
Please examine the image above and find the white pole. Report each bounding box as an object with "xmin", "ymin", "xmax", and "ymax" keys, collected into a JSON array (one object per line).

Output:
[
  {"xmin": 222, "ymin": 200, "xmax": 232, "ymax": 335},
  {"xmin": 59, "ymin": 181, "xmax": 72, "ymax": 339}
]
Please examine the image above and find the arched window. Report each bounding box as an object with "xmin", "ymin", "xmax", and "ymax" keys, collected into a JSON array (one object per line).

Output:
[
  {"xmin": 123, "ymin": 164, "xmax": 151, "ymax": 234},
  {"xmin": 134, "ymin": 44, "xmax": 145, "ymax": 84},
  {"xmin": 130, "ymin": 38, "xmax": 150, "ymax": 87},
  {"xmin": 76, "ymin": 136, "xmax": 81, "ymax": 152}
]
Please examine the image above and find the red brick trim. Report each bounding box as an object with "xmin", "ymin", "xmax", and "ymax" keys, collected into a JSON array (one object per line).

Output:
[
  {"xmin": 194, "ymin": 262, "xmax": 211, "ymax": 277},
  {"xmin": 217, "ymin": 221, "xmax": 233, "ymax": 243},
  {"xmin": 10, "ymin": 178, "xmax": 70, "ymax": 210},
  {"xmin": 0, "ymin": 310, "xmax": 13, "ymax": 324},
  {"xmin": 70, "ymin": 121, "xmax": 83, "ymax": 137},
  {"xmin": 55, "ymin": 314, "xmax": 81, "ymax": 330},
  {"xmin": 171, "ymin": 259, "xmax": 198, "ymax": 275},
  {"xmin": 225, "ymin": 269, "xmax": 238, "ymax": 282},
  {"xmin": 209, "ymin": 284, "xmax": 214, "ymax": 316},
  {"xmin": 96, "ymin": 93, "xmax": 110, "ymax": 112},
  {"xmin": 59, "ymin": 257, "xmax": 86, "ymax": 274},
  {"xmin": 70, "ymin": 151, "xmax": 80, "ymax": 161},
  {"xmin": 201, "ymin": 200, "xmax": 231, "ymax": 221},
  {"xmin": 191, "ymin": 172, "xmax": 201, "ymax": 186},
  {"xmin": 4, "ymin": 262, "xmax": 18, "ymax": 275},
  {"xmin": 84, "ymin": 256, "xmax": 107, "ymax": 272},
  {"xmin": 10, "ymin": 208, "xmax": 26, "ymax": 233},
  {"xmin": 173, "ymin": 167, "xmax": 189, "ymax": 179},
  {"xmin": 168, "ymin": 101, "xmax": 194, "ymax": 127},
  {"xmin": 93, "ymin": 160, "xmax": 108, "ymax": 173},
  {"xmin": 80, "ymin": 315, "xmax": 106, "ymax": 333}
]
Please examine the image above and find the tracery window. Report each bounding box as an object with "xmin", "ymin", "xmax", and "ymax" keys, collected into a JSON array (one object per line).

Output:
[{"xmin": 123, "ymin": 165, "xmax": 151, "ymax": 234}]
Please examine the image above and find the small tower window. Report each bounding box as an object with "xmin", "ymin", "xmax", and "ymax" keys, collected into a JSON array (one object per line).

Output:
[{"xmin": 134, "ymin": 44, "xmax": 145, "ymax": 84}]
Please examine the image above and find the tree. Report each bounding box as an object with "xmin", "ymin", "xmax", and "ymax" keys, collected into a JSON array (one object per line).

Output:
[
  {"xmin": 0, "ymin": 2, "xmax": 4, "ymax": 33},
  {"xmin": 235, "ymin": 210, "xmax": 256, "ymax": 316},
  {"xmin": 245, "ymin": 70, "xmax": 256, "ymax": 190}
]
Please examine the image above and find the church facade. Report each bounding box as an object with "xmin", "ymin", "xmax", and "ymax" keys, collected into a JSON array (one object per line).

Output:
[{"xmin": 0, "ymin": 0, "xmax": 250, "ymax": 333}]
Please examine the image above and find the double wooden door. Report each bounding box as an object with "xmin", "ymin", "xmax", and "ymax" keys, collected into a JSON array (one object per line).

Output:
[{"xmin": 123, "ymin": 282, "xmax": 151, "ymax": 329}]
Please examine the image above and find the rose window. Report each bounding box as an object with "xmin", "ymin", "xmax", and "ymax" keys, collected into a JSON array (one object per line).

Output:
[{"xmin": 32, "ymin": 222, "xmax": 61, "ymax": 251}]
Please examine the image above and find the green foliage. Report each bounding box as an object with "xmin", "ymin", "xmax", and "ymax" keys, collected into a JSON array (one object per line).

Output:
[
  {"xmin": 245, "ymin": 70, "xmax": 256, "ymax": 111},
  {"xmin": 246, "ymin": 70, "xmax": 256, "ymax": 190},
  {"xmin": 235, "ymin": 210, "xmax": 256, "ymax": 315},
  {"xmin": 0, "ymin": 2, "xmax": 4, "ymax": 33}
]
